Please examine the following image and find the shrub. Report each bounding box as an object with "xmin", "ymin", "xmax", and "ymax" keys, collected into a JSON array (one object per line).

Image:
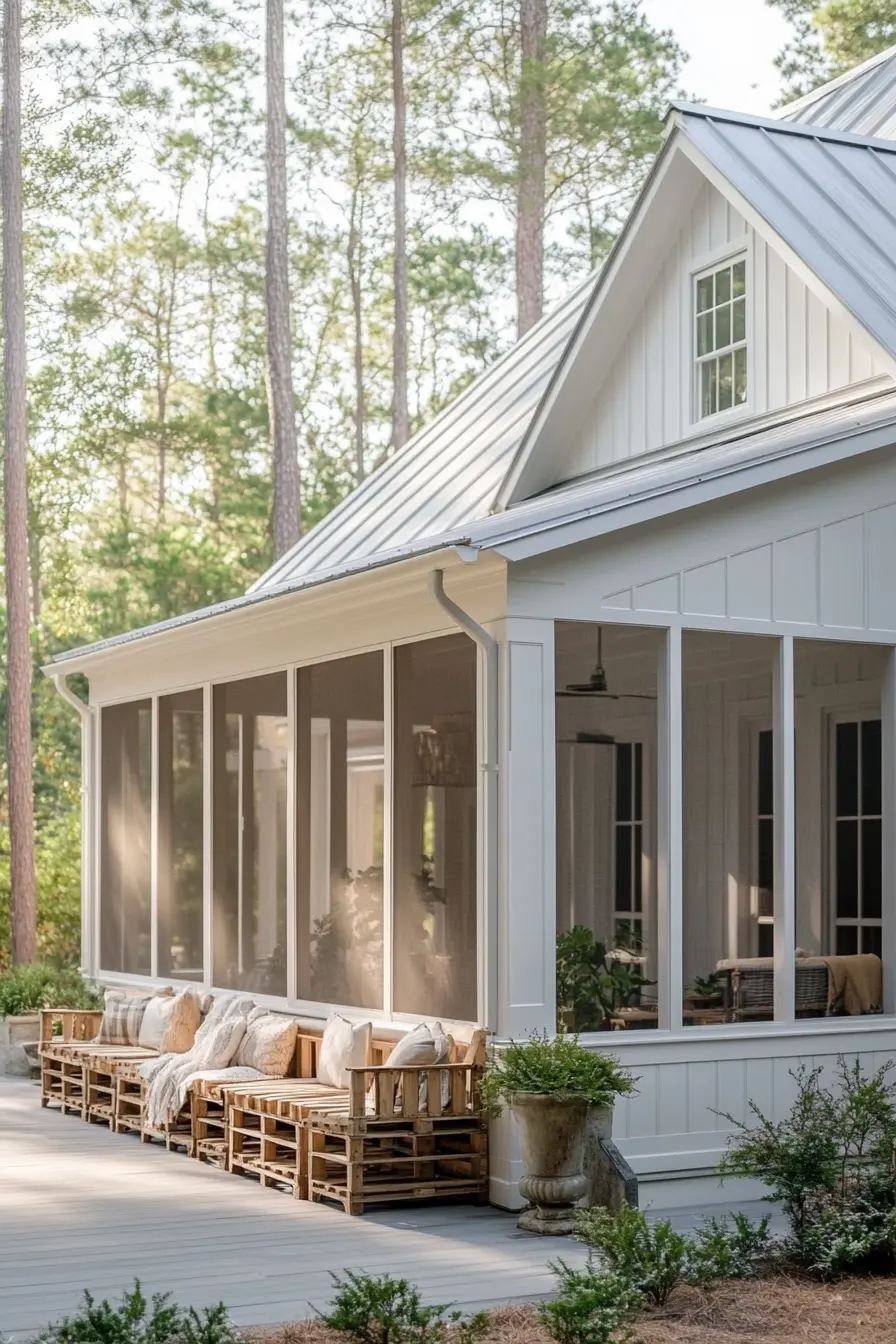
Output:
[
  {"xmin": 573, "ymin": 1206, "xmax": 688, "ymax": 1307},
  {"xmin": 32, "ymin": 1282, "xmax": 239, "ymax": 1344},
  {"xmin": 318, "ymin": 1271, "xmax": 489, "ymax": 1344},
  {"xmin": 0, "ymin": 963, "xmax": 103, "ymax": 1017},
  {"xmin": 688, "ymin": 1212, "xmax": 775, "ymax": 1282},
  {"xmin": 717, "ymin": 1057, "xmax": 896, "ymax": 1276},
  {"xmin": 479, "ymin": 1031, "xmax": 636, "ymax": 1117},
  {"xmin": 539, "ymin": 1258, "xmax": 641, "ymax": 1344}
]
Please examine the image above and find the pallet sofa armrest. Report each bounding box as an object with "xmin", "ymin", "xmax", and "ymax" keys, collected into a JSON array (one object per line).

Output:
[
  {"xmin": 346, "ymin": 1062, "xmax": 478, "ymax": 1121},
  {"xmin": 40, "ymin": 1008, "xmax": 102, "ymax": 1045}
]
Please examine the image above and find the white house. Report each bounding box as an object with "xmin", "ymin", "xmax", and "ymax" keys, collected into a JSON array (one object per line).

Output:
[{"xmin": 49, "ymin": 62, "xmax": 896, "ymax": 1210}]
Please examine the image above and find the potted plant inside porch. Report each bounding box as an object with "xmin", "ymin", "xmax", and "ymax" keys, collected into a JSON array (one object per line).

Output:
[{"xmin": 480, "ymin": 1030, "xmax": 636, "ymax": 1235}]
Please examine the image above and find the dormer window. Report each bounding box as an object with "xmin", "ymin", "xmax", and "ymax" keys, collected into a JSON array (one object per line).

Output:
[{"xmin": 695, "ymin": 256, "xmax": 747, "ymax": 420}]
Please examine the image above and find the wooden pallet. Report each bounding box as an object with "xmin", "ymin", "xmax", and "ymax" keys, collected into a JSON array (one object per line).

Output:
[
  {"xmin": 226, "ymin": 1081, "xmax": 348, "ymax": 1195},
  {"xmin": 38, "ymin": 1010, "xmax": 103, "ymax": 1109}
]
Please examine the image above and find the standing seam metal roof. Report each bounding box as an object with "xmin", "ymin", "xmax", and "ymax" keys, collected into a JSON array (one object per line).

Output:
[{"xmin": 778, "ymin": 45, "xmax": 896, "ymax": 139}]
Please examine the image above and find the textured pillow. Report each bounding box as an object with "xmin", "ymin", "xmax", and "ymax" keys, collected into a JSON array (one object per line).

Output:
[
  {"xmin": 317, "ymin": 1015, "xmax": 372, "ymax": 1089},
  {"xmin": 384, "ymin": 1021, "xmax": 442, "ymax": 1069},
  {"xmin": 157, "ymin": 987, "xmax": 202, "ymax": 1054},
  {"xmin": 235, "ymin": 1013, "xmax": 298, "ymax": 1076},
  {"xmin": 199, "ymin": 1015, "xmax": 248, "ymax": 1070},
  {"xmin": 137, "ymin": 993, "xmax": 179, "ymax": 1050},
  {"xmin": 97, "ymin": 987, "xmax": 173, "ymax": 1046},
  {"xmin": 194, "ymin": 994, "xmax": 253, "ymax": 1048}
]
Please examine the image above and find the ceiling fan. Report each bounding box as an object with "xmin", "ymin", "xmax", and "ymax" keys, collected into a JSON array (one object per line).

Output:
[{"xmin": 556, "ymin": 626, "xmax": 656, "ymax": 701}]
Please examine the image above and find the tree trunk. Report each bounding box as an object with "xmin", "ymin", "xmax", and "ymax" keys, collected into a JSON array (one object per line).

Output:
[
  {"xmin": 516, "ymin": 0, "xmax": 547, "ymax": 338},
  {"xmin": 265, "ymin": 0, "xmax": 301, "ymax": 557},
  {"xmin": 391, "ymin": 0, "xmax": 409, "ymax": 450},
  {"xmin": 2, "ymin": 0, "xmax": 37, "ymax": 965},
  {"xmin": 348, "ymin": 187, "xmax": 365, "ymax": 483}
]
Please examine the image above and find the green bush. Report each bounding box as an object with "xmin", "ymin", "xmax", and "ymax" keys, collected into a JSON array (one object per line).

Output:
[
  {"xmin": 539, "ymin": 1258, "xmax": 642, "ymax": 1344},
  {"xmin": 479, "ymin": 1031, "xmax": 636, "ymax": 1117},
  {"xmin": 573, "ymin": 1206, "xmax": 689, "ymax": 1307},
  {"xmin": 31, "ymin": 1282, "xmax": 239, "ymax": 1344},
  {"xmin": 0, "ymin": 962, "xmax": 103, "ymax": 1016},
  {"xmin": 688, "ymin": 1212, "xmax": 775, "ymax": 1282},
  {"xmin": 717, "ymin": 1057, "xmax": 896, "ymax": 1276},
  {"xmin": 318, "ymin": 1271, "xmax": 489, "ymax": 1344}
]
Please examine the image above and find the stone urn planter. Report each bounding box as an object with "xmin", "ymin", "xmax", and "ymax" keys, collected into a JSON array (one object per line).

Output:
[
  {"xmin": 511, "ymin": 1092, "xmax": 594, "ymax": 1234},
  {"xmin": 0, "ymin": 1013, "xmax": 41, "ymax": 1076}
]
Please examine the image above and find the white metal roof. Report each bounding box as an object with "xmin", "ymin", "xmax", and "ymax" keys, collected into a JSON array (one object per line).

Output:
[
  {"xmin": 778, "ymin": 45, "xmax": 896, "ymax": 138},
  {"xmin": 252, "ymin": 273, "xmax": 593, "ymax": 592}
]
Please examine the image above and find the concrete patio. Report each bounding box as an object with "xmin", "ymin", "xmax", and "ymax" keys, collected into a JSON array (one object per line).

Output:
[{"xmin": 0, "ymin": 1073, "xmax": 776, "ymax": 1340}]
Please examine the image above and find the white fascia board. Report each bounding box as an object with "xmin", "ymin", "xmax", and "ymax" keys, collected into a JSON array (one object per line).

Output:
[
  {"xmin": 485, "ymin": 410, "xmax": 896, "ymax": 563},
  {"xmin": 497, "ymin": 137, "xmax": 705, "ymax": 509},
  {"xmin": 674, "ymin": 134, "xmax": 896, "ymax": 382}
]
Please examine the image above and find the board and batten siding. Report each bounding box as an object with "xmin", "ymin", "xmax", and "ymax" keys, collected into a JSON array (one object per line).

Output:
[{"xmin": 557, "ymin": 182, "xmax": 889, "ymax": 484}]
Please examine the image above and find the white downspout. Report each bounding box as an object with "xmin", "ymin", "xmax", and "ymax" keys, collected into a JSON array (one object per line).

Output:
[
  {"xmin": 52, "ymin": 674, "xmax": 96, "ymax": 978},
  {"xmin": 427, "ymin": 568, "xmax": 498, "ymax": 1030}
]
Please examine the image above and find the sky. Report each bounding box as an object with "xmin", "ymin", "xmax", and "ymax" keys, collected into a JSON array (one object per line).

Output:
[{"xmin": 644, "ymin": 0, "xmax": 793, "ymax": 115}]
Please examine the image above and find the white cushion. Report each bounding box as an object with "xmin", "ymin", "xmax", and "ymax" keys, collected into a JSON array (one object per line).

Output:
[
  {"xmin": 385, "ymin": 1021, "xmax": 443, "ymax": 1069},
  {"xmin": 138, "ymin": 988, "xmax": 201, "ymax": 1053},
  {"xmin": 235, "ymin": 1013, "xmax": 298, "ymax": 1076},
  {"xmin": 317, "ymin": 1015, "xmax": 372, "ymax": 1089},
  {"xmin": 198, "ymin": 1016, "xmax": 247, "ymax": 1070}
]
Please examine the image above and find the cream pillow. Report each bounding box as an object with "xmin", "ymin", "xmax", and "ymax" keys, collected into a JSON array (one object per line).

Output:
[
  {"xmin": 200, "ymin": 1015, "xmax": 248, "ymax": 1070},
  {"xmin": 97, "ymin": 987, "xmax": 174, "ymax": 1045},
  {"xmin": 157, "ymin": 987, "xmax": 202, "ymax": 1054},
  {"xmin": 384, "ymin": 1021, "xmax": 442, "ymax": 1069},
  {"xmin": 236, "ymin": 1013, "xmax": 298, "ymax": 1076},
  {"xmin": 317, "ymin": 1015, "xmax": 372, "ymax": 1089}
]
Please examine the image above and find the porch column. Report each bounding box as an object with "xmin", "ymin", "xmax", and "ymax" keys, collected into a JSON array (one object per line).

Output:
[
  {"xmin": 882, "ymin": 647, "xmax": 896, "ymax": 1015},
  {"xmin": 773, "ymin": 636, "xmax": 796, "ymax": 1023},
  {"xmin": 491, "ymin": 615, "xmax": 555, "ymax": 1210},
  {"xmin": 202, "ymin": 683, "xmax": 213, "ymax": 989},
  {"xmin": 656, "ymin": 626, "xmax": 683, "ymax": 1032}
]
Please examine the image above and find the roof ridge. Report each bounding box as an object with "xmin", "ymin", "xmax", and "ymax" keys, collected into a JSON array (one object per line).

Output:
[{"xmin": 671, "ymin": 99, "xmax": 896, "ymax": 155}]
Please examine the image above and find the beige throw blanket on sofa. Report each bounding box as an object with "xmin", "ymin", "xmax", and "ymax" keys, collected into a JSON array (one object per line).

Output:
[
  {"xmin": 821, "ymin": 954, "xmax": 882, "ymax": 1015},
  {"xmin": 140, "ymin": 996, "xmax": 257, "ymax": 1128}
]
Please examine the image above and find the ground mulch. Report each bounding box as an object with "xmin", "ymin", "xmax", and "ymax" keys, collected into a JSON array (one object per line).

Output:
[{"xmin": 242, "ymin": 1276, "xmax": 896, "ymax": 1342}]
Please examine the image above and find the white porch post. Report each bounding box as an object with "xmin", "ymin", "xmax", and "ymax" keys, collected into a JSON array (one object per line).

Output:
[
  {"xmin": 285, "ymin": 668, "xmax": 297, "ymax": 1002},
  {"xmin": 202, "ymin": 683, "xmax": 213, "ymax": 989},
  {"xmin": 773, "ymin": 636, "xmax": 796, "ymax": 1023},
  {"xmin": 149, "ymin": 695, "xmax": 159, "ymax": 978},
  {"xmin": 657, "ymin": 625, "xmax": 683, "ymax": 1032},
  {"xmin": 491, "ymin": 615, "xmax": 555, "ymax": 1210},
  {"xmin": 882, "ymin": 647, "xmax": 896, "ymax": 1015}
]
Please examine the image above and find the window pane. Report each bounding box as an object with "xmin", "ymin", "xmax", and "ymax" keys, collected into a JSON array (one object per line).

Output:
[
  {"xmin": 634, "ymin": 744, "xmax": 643, "ymax": 822},
  {"xmin": 733, "ymin": 297, "xmax": 746, "ymax": 344},
  {"xmin": 733, "ymin": 259, "xmax": 746, "ymax": 296},
  {"xmin": 718, "ymin": 352, "xmax": 733, "ymax": 411},
  {"xmin": 701, "ymin": 359, "xmax": 717, "ymax": 418},
  {"xmin": 394, "ymin": 634, "xmax": 477, "ymax": 1020},
  {"xmin": 297, "ymin": 652, "xmax": 384, "ymax": 1009},
  {"xmin": 757, "ymin": 818, "xmax": 774, "ymax": 898},
  {"xmin": 633, "ymin": 824, "xmax": 643, "ymax": 912},
  {"xmin": 757, "ymin": 923, "xmax": 774, "ymax": 957},
  {"xmin": 615, "ymin": 744, "xmax": 632, "ymax": 822},
  {"xmin": 158, "ymin": 690, "xmax": 204, "ymax": 981},
  {"xmin": 734, "ymin": 346, "xmax": 748, "ymax": 404},
  {"xmin": 101, "ymin": 701, "xmax": 152, "ymax": 974},
  {"xmin": 836, "ymin": 721, "xmax": 858, "ymax": 815},
  {"xmin": 696, "ymin": 275, "xmax": 713, "ymax": 313},
  {"xmin": 715, "ymin": 303, "xmax": 731, "ymax": 350},
  {"xmin": 212, "ymin": 673, "xmax": 288, "ymax": 995},
  {"xmin": 758, "ymin": 729, "xmax": 773, "ymax": 817},
  {"xmin": 862, "ymin": 925, "xmax": 883, "ymax": 959},
  {"xmin": 862, "ymin": 818, "xmax": 882, "ymax": 920},
  {"xmin": 836, "ymin": 819, "xmax": 859, "ymax": 918},
  {"xmin": 837, "ymin": 924, "xmax": 859, "ymax": 955},
  {"xmin": 862, "ymin": 719, "xmax": 882, "ymax": 816},
  {"xmin": 715, "ymin": 267, "xmax": 731, "ymax": 303},
  {"xmin": 615, "ymin": 825, "xmax": 631, "ymax": 912},
  {"xmin": 696, "ymin": 312, "xmax": 713, "ymax": 356}
]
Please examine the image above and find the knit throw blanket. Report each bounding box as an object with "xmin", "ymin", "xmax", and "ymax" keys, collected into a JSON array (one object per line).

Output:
[{"xmin": 140, "ymin": 996, "xmax": 255, "ymax": 1128}]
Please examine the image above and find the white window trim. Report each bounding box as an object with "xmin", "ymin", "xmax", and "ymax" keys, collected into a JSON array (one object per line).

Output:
[
  {"xmin": 826, "ymin": 706, "xmax": 883, "ymax": 959},
  {"xmin": 692, "ymin": 249, "xmax": 750, "ymax": 426}
]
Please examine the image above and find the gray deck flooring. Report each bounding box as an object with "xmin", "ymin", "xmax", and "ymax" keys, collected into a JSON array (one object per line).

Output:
[{"xmin": 0, "ymin": 1075, "xmax": 592, "ymax": 1340}]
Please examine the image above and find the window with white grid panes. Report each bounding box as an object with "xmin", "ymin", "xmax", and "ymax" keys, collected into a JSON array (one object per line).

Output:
[
  {"xmin": 832, "ymin": 718, "xmax": 882, "ymax": 959},
  {"xmin": 695, "ymin": 256, "xmax": 747, "ymax": 420}
]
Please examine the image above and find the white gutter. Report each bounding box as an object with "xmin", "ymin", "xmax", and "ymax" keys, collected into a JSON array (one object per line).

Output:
[
  {"xmin": 427, "ymin": 569, "xmax": 498, "ymax": 1031},
  {"xmin": 52, "ymin": 674, "xmax": 96, "ymax": 977}
]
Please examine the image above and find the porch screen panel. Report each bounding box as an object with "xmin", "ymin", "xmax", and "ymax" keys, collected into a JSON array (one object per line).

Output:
[
  {"xmin": 100, "ymin": 700, "xmax": 152, "ymax": 974},
  {"xmin": 158, "ymin": 689, "xmax": 204, "ymax": 981},
  {"xmin": 212, "ymin": 672, "xmax": 288, "ymax": 995},
  {"xmin": 393, "ymin": 633, "xmax": 478, "ymax": 1022},
  {"xmin": 296, "ymin": 652, "xmax": 384, "ymax": 1009},
  {"xmin": 554, "ymin": 621, "xmax": 660, "ymax": 1031},
  {"xmin": 682, "ymin": 631, "xmax": 778, "ymax": 1025},
  {"xmin": 795, "ymin": 640, "xmax": 885, "ymax": 1018}
]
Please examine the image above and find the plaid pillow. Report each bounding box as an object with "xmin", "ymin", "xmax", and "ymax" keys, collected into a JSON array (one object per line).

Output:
[{"xmin": 96, "ymin": 988, "xmax": 173, "ymax": 1045}]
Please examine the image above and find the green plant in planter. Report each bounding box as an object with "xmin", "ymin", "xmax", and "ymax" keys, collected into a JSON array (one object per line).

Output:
[
  {"xmin": 479, "ymin": 1030, "xmax": 636, "ymax": 1117},
  {"xmin": 557, "ymin": 926, "xmax": 655, "ymax": 1031},
  {"xmin": 688, "ymin": 972, "xmax": 723, "ymax": 1001},
  {"xmin": 0, "ymin": 963, "xmax": 103, "ymax": 1017}
]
